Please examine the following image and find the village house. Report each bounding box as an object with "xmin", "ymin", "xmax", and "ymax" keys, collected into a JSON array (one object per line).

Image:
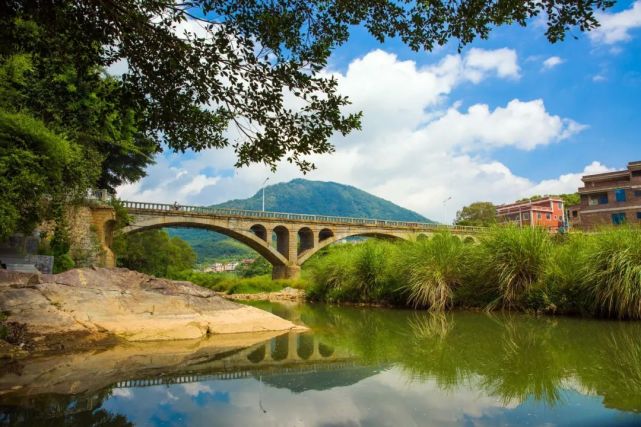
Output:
[{"xmin": 496, "ymin": 197, "xmax": 566, "ymax": 231}]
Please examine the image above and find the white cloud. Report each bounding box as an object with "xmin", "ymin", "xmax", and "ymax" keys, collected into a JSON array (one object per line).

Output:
[
  {"xmin": 419, "ymin": 99, "xmax": 583, "ymax": 151},
  {"xmin": 117, "ymin": 48, "xmax": 589, "ymax": 223},
  {"xmin": 463, "ymin": 48, "xmax": 520, "ymax": 81},
  {"xmin": 526, "ymin": 161, "xmax": 613, "ymax": 197},
  {"xmin": 590, "ymin": 1, "xmax": 641, "ymax": 44},
  {"xmin": 542, "ymin": 56, "xmax": 564, "ymax": 70},
  {"xmin": 111, "ymin": 388, "xmax": 133, "ymax": 399},
  {"xmin": 592, "ymin": 74, "xmax": 607, "ymax": 82}
]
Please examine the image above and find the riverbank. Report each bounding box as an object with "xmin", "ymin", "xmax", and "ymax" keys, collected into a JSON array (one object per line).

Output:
[
  {"xmin": 304, "ymin": 226, "xmax": 641, "ymax": 319},
  {"xmin": 0, "ymin": 267, "xmax": 304, "ymax": 358}
]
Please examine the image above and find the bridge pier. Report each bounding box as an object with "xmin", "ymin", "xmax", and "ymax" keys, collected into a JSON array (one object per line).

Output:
[{"xmin": 272, "ymin": 264, "xmax": 301, "ymax": 280}]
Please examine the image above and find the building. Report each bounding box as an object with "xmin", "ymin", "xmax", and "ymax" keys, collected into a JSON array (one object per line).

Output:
[
  {"xmin": 496, "ymin": 197, "xmax": 566, "ymax": 231},
  {"xmin": 565, "ymin": 203, "xmax": 582, "ymax": 229},
  {"xmin": 576, "ymin": 161, "xmax": 641, "ymax": 228}
]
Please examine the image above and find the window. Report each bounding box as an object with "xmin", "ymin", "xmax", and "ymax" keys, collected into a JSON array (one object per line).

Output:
[
  {"xmin": 523, "ymin": 213, "xmax": 530, "ymax": 220},
  {"xmin": 589, "ymin": 193, "xmax": 608, "ymax": 206},
  {"xmin": 615, "ymin": 188, "xmax": 627, "ymax": 202},
  {"xmin": 612, "ymin": 212, "xmax": 627, "ymax": 225},
  {"xmin": 632, "ymin": 170, "xmax": 641, "ymax": 177},
  {"xmin": 557, "ymin": 202, "xmax": 562, "ymax": 209},
  {"xmin": 537, "ymin": 213, "xmax": 542, "ymax": 219},
  {"xmin": 572, "ymin": 210, "xmax": 578, "ymax": 218},
  {"xmin": 635, "ymin": 190, "xmax": 641, "ymax": 198},
  {"xmin": 637, "ymin": 212, "xmax": 641, "ymax": 220},
  {"xmin": 546, "ymin": 213, "xmax": 551, "ymax": 220}
]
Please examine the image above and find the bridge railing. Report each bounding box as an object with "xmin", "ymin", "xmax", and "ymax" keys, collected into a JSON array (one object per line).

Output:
[{"xmin": 121, "ymin": 201, "xmax": 485, "ymax": 233}]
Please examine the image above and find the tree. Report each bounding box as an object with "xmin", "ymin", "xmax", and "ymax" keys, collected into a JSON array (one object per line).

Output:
[
  {"xmin": 112, "ymin": 230, "xmax": 196, "ymax": 277},
  {"xmin": 237, "ymin": 257, "xmax": 272, "ymax": 278},
  {"xmin": 0, "ymin": 1, "xmax": 612, "ymax": 239},
  {"xmin": 455, "ymin": 202, "xmax": 497, "ymax": 227},
  {"xmin": 1, "ymin": 0, "xmax": 613, "ymax": 174}
]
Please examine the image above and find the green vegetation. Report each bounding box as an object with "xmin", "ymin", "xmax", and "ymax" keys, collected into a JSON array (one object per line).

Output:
[
  {"xmin": 169, "ymin": 270, "xmax": 305, "ymax": 295},
  {"xmin": 113, "ymin": 230, "xmax": 196, "ymax": 277},
  {"xmin": 454, "ymin": 202, "xmax": 497, "ymax": 227},
  {"xmin": 306, "ymin": 226, "xmax": 641, "ymax": 319},
  {"xmin": 403, "ymin": 234, "xmax": 469, "ymax": 311},
  {"xmin": 582, "ymin": 228, "xmax": 641, "ymax": 319},
  {"xmin": 165, "ymin": 228, "xmax": 257, "ymax": 263}
]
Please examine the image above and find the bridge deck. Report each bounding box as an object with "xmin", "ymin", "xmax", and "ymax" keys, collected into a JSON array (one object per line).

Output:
[{"xmin": 121, "ymin": 201, "xmax": 484, "ymax": 233}]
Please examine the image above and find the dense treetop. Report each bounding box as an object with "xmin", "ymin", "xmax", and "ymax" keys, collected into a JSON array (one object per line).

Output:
[{"xmin": 0, "ymin": 1, "xmax": 612, "ymax": 240}]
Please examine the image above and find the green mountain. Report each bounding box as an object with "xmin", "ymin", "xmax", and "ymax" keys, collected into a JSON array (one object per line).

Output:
[{"xmin": 166, "ymin": 179, "xmax": 432, "ymax": 261}]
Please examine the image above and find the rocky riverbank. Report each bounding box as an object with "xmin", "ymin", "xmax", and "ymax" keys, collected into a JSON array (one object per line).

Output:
[
  {"xmin": 220, "ymin": 286, "xmax": 305, "ymax": 302},
  {"xmin": 0, "ymin": 268, "xmax": 304, "ymax": 358}
]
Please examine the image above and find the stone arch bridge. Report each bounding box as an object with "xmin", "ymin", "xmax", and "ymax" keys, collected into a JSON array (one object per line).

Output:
[{"xmin": 92, "ymin": 201, "xmax": 484, "ymax": 279}]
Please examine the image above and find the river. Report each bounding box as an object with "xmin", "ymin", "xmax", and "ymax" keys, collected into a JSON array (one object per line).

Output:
[{"xmin": 2, "ymin": 302, "xmax": 641, "ymax": 426}]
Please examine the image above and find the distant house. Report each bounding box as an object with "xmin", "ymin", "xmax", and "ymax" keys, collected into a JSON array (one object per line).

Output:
[
  {"xmin": 496, "ymin": 197, "xmax": 566, "ymax": 231},
  {"xmin": 576, "ymin": 161, "xmax": 641, "ymax": 228}
]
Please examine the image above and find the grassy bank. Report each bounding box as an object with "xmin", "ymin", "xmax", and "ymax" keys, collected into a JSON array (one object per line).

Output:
[
  {"xmin": 304, "ymin": 226, "xmax": 641, "ymax": 320},
  {"xmin": 168, "ymin": 270, "xmax": 308, "ymax": 295}
]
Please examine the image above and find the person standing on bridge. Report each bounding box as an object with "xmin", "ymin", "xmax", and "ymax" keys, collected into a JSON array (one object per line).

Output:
[{"xmin": 173, "ymin": 201, "xmax": 180, "ymax": 211}]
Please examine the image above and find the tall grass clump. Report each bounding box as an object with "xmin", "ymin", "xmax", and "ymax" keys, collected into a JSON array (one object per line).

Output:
[
  {"xmin": 400, "ymin": 233, "xmax": 468, "ymax": 311},
  {"xmin": 306, "ymin": 240, "xmax": 399, "ymax": 304},
  {"xmin": 479, "ymin": 226, "xmax": 552, "ymax": 309},
  {"xmin": 581, "ymin": 227, "xmax": 641, "ymax": 319},
  {"xmin": 543, "ymin": 233, "xmax": 591, "ymax": 314}
]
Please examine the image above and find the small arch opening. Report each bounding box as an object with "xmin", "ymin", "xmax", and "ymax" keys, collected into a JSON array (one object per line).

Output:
[
  {"xmin": 417, "ymin": 234, "xmax": 430, "ymax": 241},
  {"xmin": 250, "ymin": 224, "xmax": 267, "ymax": 241},
  {"xmin": 271, "ymin": 334, "xmax": 289, "ymax": 361},
  {"xmin": 247, "ymin": 345, "xmax": 266, "ymax": 363},
  {"xmin": 297, "ymin": 334, "xmax": 314, "ymax": 360},
  {"xmin": 319, "ymin": 342, "xmax": 335, "ymax": 358},
  {"xmin": 319, "ymin": 228, "xmax": 334, "ymax": 242},
  {"xmin": 298, "ymin": 227, "xmax": 314, "ymax": 255},
  {"xmin": 463, "ymin": 236, "xmax": 476, "ymax": 244},
  {"xmin": 272, "ymin": 226, "xmax": 290, "ymax": 258}
]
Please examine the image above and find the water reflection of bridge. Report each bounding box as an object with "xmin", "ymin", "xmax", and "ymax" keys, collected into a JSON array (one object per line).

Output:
[{"xmin": 115, "ymin": 332, "xmax": 353, "ymax": 389}]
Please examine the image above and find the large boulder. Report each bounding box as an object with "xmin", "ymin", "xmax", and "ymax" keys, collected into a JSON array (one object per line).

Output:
[{"xmin": 0, "ymin": 268, "xmax": 303, "ymax": 353}]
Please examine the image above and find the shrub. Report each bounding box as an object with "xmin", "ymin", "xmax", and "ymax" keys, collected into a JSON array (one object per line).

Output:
[
  {"xmin": 401, "ymin": 233, "xmax": 468, "ymax": 311},
  {"xmin": 479, "ymin": 226, "xmax": 552, "ymax": 309},
  {"xmin": 53, "ymin": 253, "xmax": 75, "ymax": 273},
  {"xmin": 581, "ymin": 227, "xmax": 641, "ymax": 319},
  {"xmin": 544, "ymin": 233, "xmax": 591, "ymax": 314}
]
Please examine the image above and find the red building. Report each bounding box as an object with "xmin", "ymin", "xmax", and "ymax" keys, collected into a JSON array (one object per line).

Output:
[{"xmin": 496, "ymin": 197, "xmax": 565, "ymax": 231}]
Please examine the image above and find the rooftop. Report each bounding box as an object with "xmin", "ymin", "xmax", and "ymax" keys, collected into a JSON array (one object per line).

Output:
[{"xmin": 582, "ymin": 161, "xmax": 641, "ymax": 182}]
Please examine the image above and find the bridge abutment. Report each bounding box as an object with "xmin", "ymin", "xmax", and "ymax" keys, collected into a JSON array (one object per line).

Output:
[{"xmin": 272, "ymin": 264, "xmax": 301, "ymax": 280}]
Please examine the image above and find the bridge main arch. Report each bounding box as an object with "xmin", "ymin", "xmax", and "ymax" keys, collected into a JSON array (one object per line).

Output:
[{"xmin": 119, "ymin": 216, "xmax": 289, "ymax": 268}]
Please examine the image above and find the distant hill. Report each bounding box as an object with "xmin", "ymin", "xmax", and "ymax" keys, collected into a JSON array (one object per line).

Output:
[
  {"xmin": 166, "ymin": 179, "xmax": 432, "ymax": 262},
  {"xmin": 215, "ymin": 179, "xmax": 430, "ymax": 221}
]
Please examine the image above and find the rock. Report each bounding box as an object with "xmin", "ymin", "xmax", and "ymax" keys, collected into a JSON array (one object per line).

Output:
[
  {"xmin": 222, "ymin": 287, "xmax": 305, "ymax": 302},
  {"xmin": 0, "ymin": 268, "xmax": 304, "ymax": 353}
]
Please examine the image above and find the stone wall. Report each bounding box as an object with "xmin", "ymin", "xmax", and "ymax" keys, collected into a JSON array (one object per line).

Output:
[{"xmin": 39, "ymin": 205, "xmax": 108, "ymax": 268}]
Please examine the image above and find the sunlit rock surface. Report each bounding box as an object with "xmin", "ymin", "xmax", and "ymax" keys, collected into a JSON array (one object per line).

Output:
[{"xmin": 0, "ymin": 268, "xmax": 303, "ymax": 353}]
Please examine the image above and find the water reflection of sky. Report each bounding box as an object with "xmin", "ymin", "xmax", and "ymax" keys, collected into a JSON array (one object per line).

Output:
[{"xmin": 101, "ymin": 366, "xmax": 641, "ymax": 427}]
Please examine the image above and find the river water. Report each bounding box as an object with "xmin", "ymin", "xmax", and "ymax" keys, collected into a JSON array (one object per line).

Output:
[{"xmin": 2, "ymin": 302, "xmax": 641, "ymax": 426}]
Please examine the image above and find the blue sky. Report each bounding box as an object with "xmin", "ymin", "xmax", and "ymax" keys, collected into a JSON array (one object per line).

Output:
[{"xmin": 117, "ymin": 1, "xmax": 641, "ymax": 222}]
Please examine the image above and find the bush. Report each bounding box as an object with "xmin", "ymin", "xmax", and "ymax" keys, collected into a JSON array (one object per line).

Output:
[
  {"xmin": 53, "ymin": 253, "xmax": 75, "ymax": 273},
  {"xmin": 400, "ymin": 233, "xmax": 468, "ymax": 311},
  {"xmin": 477, "ymin": 226, "xmax": 552, "ymax": 309},
  {"xmin": 306, "ymin": 240, "xmax": 400, "ymax": 304},
  {"xmin": 581, "ymin": 227, "xmax": 641, "ymax": 319}
]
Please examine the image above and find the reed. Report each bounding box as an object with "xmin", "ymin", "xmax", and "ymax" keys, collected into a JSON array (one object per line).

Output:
[
  {"xmin": 477, "ymin": 226, "xmax": 552, "ymax": 309},
  {"xmin": 581, "ymin": 226, "xmax": 641, "ymax": 319},
  {"xmin": 401, "ymin": 233, "xmax": 468, "ymax": 311}
]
